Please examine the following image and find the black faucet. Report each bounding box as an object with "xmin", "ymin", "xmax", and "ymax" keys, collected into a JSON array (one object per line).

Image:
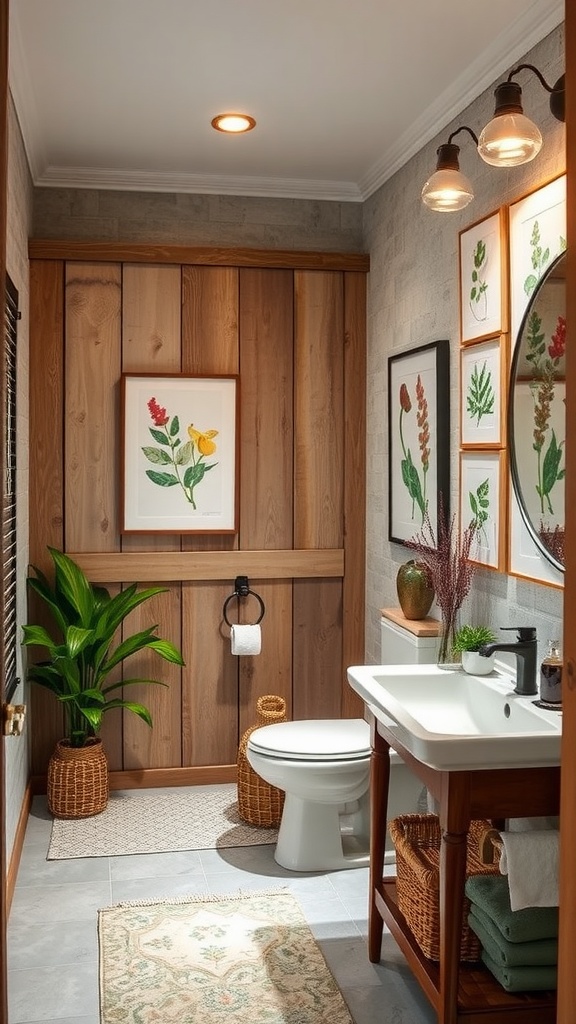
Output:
[{"xmin": 478, "ymin": 627, "xmax": 538, "ymax": 696}]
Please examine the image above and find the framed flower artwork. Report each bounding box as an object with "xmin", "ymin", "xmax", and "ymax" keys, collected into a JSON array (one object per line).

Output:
[
  {"xmin": 460, "ymin": 336, "xmax": 506, "ymax": 449},
  {"xmin": 388, "ymin": 339, "xmax": 450, "ymax": 545},
  {"xmin": 459, "ymin": 208, "xmax": 507, "ymax": 344},
  {"xmin": 121, "ymin": 373, "xmax": 239, "ymax": 533},
  {"xmin": 459, "ymin": 451, "xmax": 506, "ymax": 571}
]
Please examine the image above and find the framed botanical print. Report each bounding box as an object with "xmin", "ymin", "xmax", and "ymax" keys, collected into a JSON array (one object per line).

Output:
[
  {"xmin": 459, "ymin": 208, "xmax": 507, "ymax": 344},
  {"xmin": 460, "ymin": 336, "xmax": 506, "ymax": 449},
  {"xmin": 121, "ymin": 373, "xmax": 239, "ymax": 534},
  {"xmin": 460, "ymin": 450, "xmax": 506, "ymax": 570},
  {"xmin": 509, "ymin": 173, "xmax": 566, "ymax": 343},
  {"xmin": 388, "ymin": 339, "xmax": 450, "ymax": 544}
]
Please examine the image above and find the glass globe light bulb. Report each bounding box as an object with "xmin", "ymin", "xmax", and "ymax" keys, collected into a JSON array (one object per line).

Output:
[
  {"xmin": 421, "ymin": 168, "xmax": 474, "ymax": 212},
  {"xmin": 478, "ymin": 113, "xmax": 542, "ymax": 167}
]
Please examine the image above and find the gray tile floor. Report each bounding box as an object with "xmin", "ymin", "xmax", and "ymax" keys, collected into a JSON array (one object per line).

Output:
[{"xmin": 7, "ymin": 785, "xmax": 436, "ymax": 1024}]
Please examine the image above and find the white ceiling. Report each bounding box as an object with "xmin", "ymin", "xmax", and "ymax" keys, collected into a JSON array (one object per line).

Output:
[{"xmin": 9, "ymin": 0, "xmax": 564, "ymax": 201}]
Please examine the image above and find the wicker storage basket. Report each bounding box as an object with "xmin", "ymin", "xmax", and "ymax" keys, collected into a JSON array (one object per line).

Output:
[
  {"xmin": 47, "ymin": 737, "xmax": 109, "ymax": 819},
  {"xmin": 388, "ymin": 813, "xmax": 500, "ymax": 962},
  {"xmin": 237, "ymin": 695, "xmax": 287, "ymax": 827}
]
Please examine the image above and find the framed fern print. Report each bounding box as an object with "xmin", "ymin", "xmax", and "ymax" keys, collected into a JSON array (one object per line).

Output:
[
  {"xmin": 459, "ymin": 451, "xmax": 506, "ymax": 570},
  {"xmin": 460, "ymin": 337, "xmax": 506, "ymax": 448},
  {"xmin": 459, "ymin": 208, "xmax": 507, "ymax": 344}
]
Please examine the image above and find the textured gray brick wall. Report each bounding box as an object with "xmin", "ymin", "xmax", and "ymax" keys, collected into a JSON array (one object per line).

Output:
[
  {"xmin": 363, "ymin": 25, "xmax": 565, "ymax": 667},
  {"xmin": 33, "ymin": 188, "xmax": 364, "ymax": 252}
]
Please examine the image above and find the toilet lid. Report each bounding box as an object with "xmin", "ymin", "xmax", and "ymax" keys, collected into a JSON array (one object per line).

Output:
[{"xmin": 247, "ymin": 718, "xmax": 370, "ymax": 761}]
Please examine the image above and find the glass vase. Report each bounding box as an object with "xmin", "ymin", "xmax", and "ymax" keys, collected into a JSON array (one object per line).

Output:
[{"xmin": 437, "ymin": 611, "xmax": 462, "ymax": 670}]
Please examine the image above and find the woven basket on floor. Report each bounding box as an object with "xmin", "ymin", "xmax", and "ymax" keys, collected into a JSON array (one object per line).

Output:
[
  {"xmin": 388, "ymin": 813, "xmax": 501, "ymax": 962},
  {"xmin": 47, "ymin": 737, "xmax": 109, "ymax": 819},
  {"xmin": 237, "ymin": 695, "xmax": 287, "ymax": 827}
]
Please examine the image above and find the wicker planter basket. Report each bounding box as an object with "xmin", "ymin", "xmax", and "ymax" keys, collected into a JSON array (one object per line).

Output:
[
  {"xmin": 47, "ymin": 737, "xmax": 109, "ymax": 819},
  {"xmin": 388, "ymin": 813, "xmax": 500, "ymax": 962},
  {"xmin": 237, "ymin": 695, "xmax": 287, "ymax": 827}
]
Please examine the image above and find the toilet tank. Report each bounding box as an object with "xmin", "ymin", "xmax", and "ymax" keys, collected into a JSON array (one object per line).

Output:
[{"xmin": 380, "ymin": 607, "xmax": 440, "ymax": 665}]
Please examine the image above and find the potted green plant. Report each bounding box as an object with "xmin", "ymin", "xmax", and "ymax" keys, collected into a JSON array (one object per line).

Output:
[
  {"xmin": 452, "ymin": 624, "xmax": 497, "ymax": 675},
  {"xmin": 22, "ymin": 547, "xmax": 185, "ymax": 818}
]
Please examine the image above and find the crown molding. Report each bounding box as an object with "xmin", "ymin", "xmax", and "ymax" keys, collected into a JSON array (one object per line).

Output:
[{"xmin": 34, "ymin": 165, "xmax": 364, "ymax": 202}]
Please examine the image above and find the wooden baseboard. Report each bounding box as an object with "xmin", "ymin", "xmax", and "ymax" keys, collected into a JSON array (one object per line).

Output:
[
  {"xmin": 30, "ymin": 763, "xmax": 238, "ymax": 796},
  {"xmin": 6, "ymin": 782, "xmax": 33, "ymax": 915}
]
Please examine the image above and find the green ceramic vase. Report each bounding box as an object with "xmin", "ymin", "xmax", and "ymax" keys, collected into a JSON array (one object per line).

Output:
[{"xmin": 396, "ymin": 560, "xmax": 435, "ymax": 620}]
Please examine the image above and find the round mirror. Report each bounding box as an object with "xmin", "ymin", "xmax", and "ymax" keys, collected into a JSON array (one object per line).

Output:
[{"xmin": 509, "ymin": 250, "xmax": 566, "ymax": 571}]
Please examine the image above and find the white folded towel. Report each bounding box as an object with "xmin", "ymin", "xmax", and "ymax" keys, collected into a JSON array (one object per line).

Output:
[{"xmin": 499, "ymin": 829, "xmax": 559, "ymax": 911}]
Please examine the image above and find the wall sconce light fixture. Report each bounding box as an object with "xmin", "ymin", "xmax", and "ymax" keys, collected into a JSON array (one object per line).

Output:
[
  {"xmin": 477, "ymin": 64, "xmax": 565, "ymax": 167},
  {"xmin": 421, "ymin": 125, "xmax": 478, "ymax": 213}
]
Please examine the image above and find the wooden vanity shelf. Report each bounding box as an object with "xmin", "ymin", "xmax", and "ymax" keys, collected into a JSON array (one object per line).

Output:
[{"xmin": 367, "ymin": 712, "xmax": 559, "ymax": 1024}]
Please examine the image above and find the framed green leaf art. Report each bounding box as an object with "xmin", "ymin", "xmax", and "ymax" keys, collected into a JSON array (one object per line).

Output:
[
  {"xmin": 459, "ymin": 208, "xmax": 507, "ymax": 344},
  {"xmin": 388, "ymin": 339, "xmax": 450, "ymax": 545},
  {"xmin": 460, "ymin": 337, "xmax": 506, "ymax": 448},
  {"xmin": 459, "ymin": 451, "xmax": 505, "ymax": 571},
  {"xmin": 121, "ymin": 373, "xmax": 239, "ymax": 533}
]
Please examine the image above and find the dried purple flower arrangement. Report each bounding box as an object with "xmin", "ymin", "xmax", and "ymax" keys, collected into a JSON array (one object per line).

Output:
[{"xmin": 405, "ymin": 495, "xmax": 477, "ymax": 666}]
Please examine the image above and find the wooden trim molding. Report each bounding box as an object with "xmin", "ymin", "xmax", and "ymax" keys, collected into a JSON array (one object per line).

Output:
[
  {"xmin": 31, "ymin": 764, "xmax": 238, "ymax": 795},
  {"xmin": 28, "ymin": 240, "xmax": 370, "ymax": 272},
  {"xmin": 69, "ymin": 548, "xmax": 344, "ymax": 582}
]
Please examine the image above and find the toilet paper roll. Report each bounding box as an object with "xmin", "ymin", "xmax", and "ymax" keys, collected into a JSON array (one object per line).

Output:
[{"xmin": 230, "ymin": 624, "xmax": 262, "ymax": 656}]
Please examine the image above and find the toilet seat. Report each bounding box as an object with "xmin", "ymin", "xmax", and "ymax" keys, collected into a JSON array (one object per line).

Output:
[{"xmin": 247, "ymin": 718, "xmax": 370, "ymax": 761}]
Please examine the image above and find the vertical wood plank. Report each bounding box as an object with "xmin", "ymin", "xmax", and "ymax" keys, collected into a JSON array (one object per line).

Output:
[
  {"xmin": 182, "ymin": 582, "xmax": 238, "ymax": 766},
  {"xmin": 238, "ymin": 268, "xmax": 294, "ymax": 720},
  {"xmin": 292, "ymin": 579, "xmax": 342, "ymax": 719},
  {"xmin": 181, "ymin": 265, "xmax": 239, "ymax": 374},
  {"xmin": 28, "ymin": 261, "xmax": 66, "ymax": 771},
  {"xmin": 121, "ymin": 264, "xmax": 184, "ymax": 768},
  {"xmin": 293, "ymin": 271, "xmax": 344, "ymax": 717},
  {"xmin": 294, "ymin": 270, "xmax": 344, "ymax": 548},
  {"xmin": 181, "ymin": 266, "xmax": 240, "ymax": 759},
  {"xmin": 64, "ymin": 263, "xmax": 121, "ymax": 551},
  {"xmin": 342, "ymin": 272, "xmax": 367, "ymax": 717},
  {"xmin": 122, "ymin": 590, "xmax": 184, "ymax": 769}
]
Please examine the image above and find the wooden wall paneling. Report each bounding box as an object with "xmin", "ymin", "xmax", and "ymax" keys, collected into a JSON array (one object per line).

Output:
[
  {"xmin": 64, "ymin": 262, "xmax": 122, "ymax": 551},
  {"xmin": 237, "ymin": 268, "xmax": 294, "ymax": 721},
  {"xmin": 342, "ymin": 272, "xmax": 367, "ymax": 717},
  {"xmin": 122, "ymin": 589, "xmax": 184, "ymax": 769},
  {"xmin": 182, "ymin": 582, "xmax": 239, "ymax": 766},
  {"xmin": 180, "ymin": 265, "xmax": 240, "ymax": 761},
  {"xmin": 65, "ymin": 261, "xmax": 123, "ymax": 767},
  {"xmin": 293, "ymin": 271, "xmax": 345, "ymax": 716},
  {"xmin": 28, "ymin": 261, "xmax": 67, "ymax": 771},
  {"xmin": 120, "ymin": 264, "xmax": 184, "ymax": 767},
  {"xmin": 292, "ymin": 578, "xmax": 343, "ymax": 719}
]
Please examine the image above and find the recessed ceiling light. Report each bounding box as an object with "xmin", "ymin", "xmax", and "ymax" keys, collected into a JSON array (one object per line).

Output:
[{"xmin": 211, "ymin": 113, "xmax": 256, "ymax": 134}]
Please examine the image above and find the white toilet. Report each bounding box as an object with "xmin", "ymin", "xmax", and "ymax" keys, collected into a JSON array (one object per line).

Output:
[{"xmin": 246, "ymin": 718, "xmax": 371, "ymax": 871}]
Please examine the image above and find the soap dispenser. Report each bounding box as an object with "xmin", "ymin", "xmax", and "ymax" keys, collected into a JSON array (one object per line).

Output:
[{"xmin": 539, "ymin": 639, "xmax": 563, "ymax": 705}]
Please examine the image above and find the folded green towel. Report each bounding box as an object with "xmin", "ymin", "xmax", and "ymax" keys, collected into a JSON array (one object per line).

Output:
[
  {"xmin": 468, "ymin": 907, "xmax": 557, "ymax": 967},
  {"xmin": 481, "ymin": 950, "xmax": 557, "ymax": 992},
  {"xmin": 465, "ymin": 875, "xmax": 558, "ymax": 943}
]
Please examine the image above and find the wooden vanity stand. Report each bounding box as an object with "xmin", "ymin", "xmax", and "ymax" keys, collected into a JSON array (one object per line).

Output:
[{"xmin": 368, "ymin": 712, "xmax": 560, "ymax": 1024}]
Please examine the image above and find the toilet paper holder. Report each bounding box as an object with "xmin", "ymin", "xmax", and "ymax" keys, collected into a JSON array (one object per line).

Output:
[{"xmin": 223, "ymin": 576, "xmax": 266, "ymax": 627}]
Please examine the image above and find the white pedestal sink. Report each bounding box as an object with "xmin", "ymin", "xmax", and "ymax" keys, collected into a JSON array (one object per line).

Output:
[{"xmin": 347, "ymin": 663, "xmax": 561, "ymax": 771}]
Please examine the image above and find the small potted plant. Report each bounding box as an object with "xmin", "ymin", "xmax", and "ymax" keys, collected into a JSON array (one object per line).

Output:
[
  {"xmin": 22, "ymin": 547, "xmax": 185, "ymax": 818},
  {"xmin": 452, "ymin": 624, "xmax": 498, "ymax": 675}
]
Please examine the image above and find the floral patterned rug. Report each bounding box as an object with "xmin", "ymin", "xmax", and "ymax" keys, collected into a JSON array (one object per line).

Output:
[
  {"xmin": 98, "ymin": 889, "xmax": 354, "ymax": 1024},
  {"xmin": 48, "ymin": 784, "xmax": 277, "ymax": 859}
]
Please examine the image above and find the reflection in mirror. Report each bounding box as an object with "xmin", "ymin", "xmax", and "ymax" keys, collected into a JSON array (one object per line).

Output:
[{"xmin": 509, "ymin": 250, "xmax": 566, "ymax": 571}]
